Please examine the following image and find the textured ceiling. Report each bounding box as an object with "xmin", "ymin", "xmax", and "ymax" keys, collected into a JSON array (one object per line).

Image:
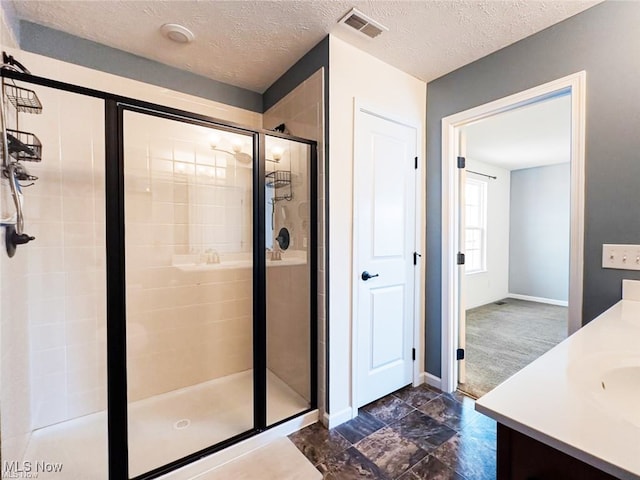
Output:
[
  {"xmin": 463, "ymin": 94, "xmax": 571, "ymax": 171},
  {"xmin": 10, "ymin": 0, "xmax": 600, "ymax": 93}
]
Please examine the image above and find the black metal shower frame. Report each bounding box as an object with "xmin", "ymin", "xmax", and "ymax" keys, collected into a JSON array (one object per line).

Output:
[{"xmin": 1, "ymin": 69, "xmax": 318, "ymax": 480}]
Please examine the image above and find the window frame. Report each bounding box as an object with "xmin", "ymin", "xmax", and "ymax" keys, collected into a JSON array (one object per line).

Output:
[{"xmin": 464, "ymin": 176, "xmax": 488, "ymax": 275}]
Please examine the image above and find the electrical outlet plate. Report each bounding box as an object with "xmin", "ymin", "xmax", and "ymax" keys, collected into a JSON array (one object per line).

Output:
[{"xmin": 602, "ymin": 244, "xmax": 640, "ymax": 270}]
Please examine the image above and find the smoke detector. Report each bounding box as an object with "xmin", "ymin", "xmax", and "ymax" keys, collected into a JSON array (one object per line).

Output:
[
  {"xmin": 338, "ymin": 8, "xmax": 388, "ymax": 39},
  {"xmin": 160, "ymin": 23, "xmax": 195, "ymax": 44}
]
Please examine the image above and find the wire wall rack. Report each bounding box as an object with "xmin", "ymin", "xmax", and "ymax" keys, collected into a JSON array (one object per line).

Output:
[
  {"xmin": 6, "ymin": 129, "xmax": 42, "ymax": 162},
  {"xmin": 2, "ymin": 78, "xmax": 43, "ymax": 162},
  {"xmin": 266, "ymin": 170, "xmax": 292, "ymax": 201},
  {"xmin": 4, "ymin": 81, "xmax": 43, "ymax": 114}
]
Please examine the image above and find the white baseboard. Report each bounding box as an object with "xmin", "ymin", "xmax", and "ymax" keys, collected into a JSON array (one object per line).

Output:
[
  {"xmin": 323, "ymin": 407, "xmax": 354, "ymax": 429},
  {"xmin": 161, "ymin": 410, "xmax": 318, "ymax": 480},
  {"xmin": 424, "ymin": 372, "xmax": 442, "ymax": 391},
  {"xmin": 507, "ymin": 293, "xmax": 568, "ymax": 307}
]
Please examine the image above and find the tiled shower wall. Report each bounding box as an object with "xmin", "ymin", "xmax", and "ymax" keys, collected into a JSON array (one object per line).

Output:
[
  {"xmin": 124, "ymin": 114, "xmax": 254, "ymax": 401},
  {"xmin": 263, "ymin": 68, "xmax": 326, "ymax": 414},
  {"xmin": 1, "ymin": 84, "xmax": 107, "ymax": 438}
]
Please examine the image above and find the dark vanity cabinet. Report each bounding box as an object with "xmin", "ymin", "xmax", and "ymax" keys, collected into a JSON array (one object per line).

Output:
[{"xmin": 497, "ymin": 424, "xmax": 620, "ymax": 480}]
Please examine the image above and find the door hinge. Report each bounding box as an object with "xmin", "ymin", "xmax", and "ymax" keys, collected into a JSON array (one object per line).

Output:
[
  {"xmin": 457, "ymin": 252, "xmax": 465, "ymax": 265},
  {"xmin": 415, "ymin": 156, "xmax": 418, "ymax": 169},
  {"xmin": 457, "ymin": 156, "xmax": 466, "ymax": 169},
  {"xmin": 413, "ymin": 252, "xmax": 422, "ymax": 265},
  {"xmin": 456, "ymin": 348, "xmax": 465, "ymax": 360},
  {"xmin": 412, "ymin": 348, "xmax": 416, "ymax": 361}
]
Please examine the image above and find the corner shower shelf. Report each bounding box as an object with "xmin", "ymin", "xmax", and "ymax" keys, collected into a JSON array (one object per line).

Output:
[
  {"xmin": 266, "ymin": 170, "xmax": 292, "ymax": 201},
  {"xmin": 266, "ymin": 170, "xmax": 291, "ymax": 188},
  {"xmin": 4, "ymin": 82, "xmax": 43, "ymax": 114},
  {"xmin": 6, "ymin": 129, "xmax": 42, "ymax": 162}
]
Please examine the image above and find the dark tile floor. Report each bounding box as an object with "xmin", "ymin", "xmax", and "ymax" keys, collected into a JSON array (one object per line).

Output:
[{"xmin": 289, "ymin": 384, "xmax": 496, "ymax": 480}]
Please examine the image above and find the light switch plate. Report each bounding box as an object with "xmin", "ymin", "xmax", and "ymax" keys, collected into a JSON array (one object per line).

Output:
[{"xmin": 602, "ymin": 244, "xmax": 640, "ymax": 270}]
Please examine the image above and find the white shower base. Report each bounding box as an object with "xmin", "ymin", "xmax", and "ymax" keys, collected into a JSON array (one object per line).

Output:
[{"xmin": 22, "ymin": 370, "xmax": 309, "ymax": 479}]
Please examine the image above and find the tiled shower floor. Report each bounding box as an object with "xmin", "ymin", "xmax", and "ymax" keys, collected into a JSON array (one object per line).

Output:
[
  {"xmin": 289, "ymin": 384, "xmax": 497, "ymax": 480},
  {"xmin": 22, "ymin": 370, "xmax": 308, "ymax": 479}
]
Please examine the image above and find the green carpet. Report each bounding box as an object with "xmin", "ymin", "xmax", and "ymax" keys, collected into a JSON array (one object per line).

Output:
[{"xmin": 459, "ymin": 298, "xmax": 567, "ymax": 399}]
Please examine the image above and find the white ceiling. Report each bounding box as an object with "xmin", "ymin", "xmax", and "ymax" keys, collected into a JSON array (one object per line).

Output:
[
  {"xmin": 463, "ymin": 93, "xmax": 571, "ymax": 171},
  {"xmin": 9, "ymin": 1, "xmax": 600, "ymax": 93}
]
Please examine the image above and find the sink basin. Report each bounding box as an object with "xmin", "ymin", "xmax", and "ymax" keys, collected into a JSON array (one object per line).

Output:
[
  {"xmin": 170, "ymin": 251, "xmax": 307, "ymax": 271},
  {"xmin": 171, "ymin": 254, "xmax": 201, "ymax": 266},
  {"xmin": 599, "ymin": 366, "xmax": 640, "ymax": 424},
  {"xmin": 569, "ymin": 353, "xmax": 640, "ymax": 427}
]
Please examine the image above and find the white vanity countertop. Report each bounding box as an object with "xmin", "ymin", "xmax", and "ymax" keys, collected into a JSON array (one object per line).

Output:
[{"xmin": 475, "ymin": 280, "xmax": 640, "ymax": 480}]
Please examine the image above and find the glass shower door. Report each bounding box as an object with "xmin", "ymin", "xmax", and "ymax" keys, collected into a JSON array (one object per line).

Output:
[
  {"xmin": 122, "ymin": 110, "xmax": 255, "ymax": 476},
  {"xmin": 265, "ymin": 135, "xmax": 313, "ymax": 426}
]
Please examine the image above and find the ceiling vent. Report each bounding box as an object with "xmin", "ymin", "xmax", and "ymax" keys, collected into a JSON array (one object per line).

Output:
[{"xmin": 338, "ymin": 8, "xmax": 388, "ymax": 39}]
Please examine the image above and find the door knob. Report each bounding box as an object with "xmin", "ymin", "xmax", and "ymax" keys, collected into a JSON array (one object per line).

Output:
[{"xmin": 361, "ymin": 271, "xmax": 379, "ymax": 281}]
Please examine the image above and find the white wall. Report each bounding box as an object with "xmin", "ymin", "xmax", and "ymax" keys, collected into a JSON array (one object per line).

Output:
[
  {"xmin": 327, "ymin": 35, "xmax": 426, "ymax": 426},
  {"xmin": 464, "ymin": 159, "xmax": 511, "ymax": 309}
]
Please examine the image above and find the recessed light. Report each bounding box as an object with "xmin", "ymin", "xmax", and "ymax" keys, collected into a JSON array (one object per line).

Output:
[{"xmin": 160, "ymin": 23, "xmax": 195, "ymax": 44}]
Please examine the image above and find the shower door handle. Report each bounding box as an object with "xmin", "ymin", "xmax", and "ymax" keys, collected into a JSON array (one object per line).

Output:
[{"xmin": 361, "ymin": 271, "xmax": 379, "ymax": 281}]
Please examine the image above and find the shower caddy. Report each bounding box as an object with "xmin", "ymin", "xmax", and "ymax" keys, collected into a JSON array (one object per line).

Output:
[
  {"xmin": 265, "ymin": 169, "xmax": 292, "ymax": 200},
  {"xmin": 1, "ymin": 52, "xmax": 41, "ymax": 257},
  {"xmin": 265, "ymin": 150, "xmax": 292, "ymax": 234},
  {"xmin": 266, "ymin": 148, "xmax": 292, "ymax": 202}
]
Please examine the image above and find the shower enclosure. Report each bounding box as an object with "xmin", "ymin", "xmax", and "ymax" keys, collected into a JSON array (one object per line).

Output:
[{"xmin": 0, "ymin": 65, "xmax": 316, "ymax": 480}]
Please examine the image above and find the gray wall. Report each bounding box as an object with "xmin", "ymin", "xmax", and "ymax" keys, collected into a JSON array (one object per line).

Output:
[
  {"xmin": 16, "ymin": 21, "xmax": 331, "ymax": 117},
  {"xmin": 263, "ymin": 37, "xmax": 329, "ymax": 112},
  {"xmin": 426, "ymin": 1, "xmax": 640, "ymax": 377},
  {"xmin": 1, "ymin": 1, "xmax": 20, "ymax": 43},
  {"xmin": 509, "ymin": 164, "xmax": 570, "ymax": 302},
  {"xmin": 19, "ymin": 21, "xmax": 262, "ymax": 112}
]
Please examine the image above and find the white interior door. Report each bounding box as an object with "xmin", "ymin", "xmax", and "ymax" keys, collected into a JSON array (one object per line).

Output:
[
  {"xmin": 355, "ymin": 109, "xmax": 417, "ymax": 407},
  {"xmin": 457, "ymin": 131, "xmax": 467, "ymax": 385}
]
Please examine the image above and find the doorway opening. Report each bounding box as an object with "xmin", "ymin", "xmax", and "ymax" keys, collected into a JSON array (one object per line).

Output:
[
  {"xmin": 440, "ymin": 72, "xmax": 586, "ymax": 395},
  {"xmin": 458, "ymin": 93, "xmax": 571, "ymax": 397}
]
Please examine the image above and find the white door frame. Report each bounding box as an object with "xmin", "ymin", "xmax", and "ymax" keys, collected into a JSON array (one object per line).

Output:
[
  {"xmin": 440, "ymin": 72, "xmax": 587, "ymax": 393},
  {"xmin": 351, "ymin": 100, "xmax": 424, "ymax": 416}
]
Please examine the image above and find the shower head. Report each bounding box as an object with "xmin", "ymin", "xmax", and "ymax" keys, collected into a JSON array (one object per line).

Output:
[
  {"xmin": 3, "ymin": 163, "xmax": 38, "ymax": 182},
  {"xmin": 2, "ymin": 52, "xmax": 31, "ymax": 74}
]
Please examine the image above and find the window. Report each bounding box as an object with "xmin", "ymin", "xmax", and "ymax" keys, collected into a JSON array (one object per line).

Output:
[{"xmin": 465, "ymin": 177, "xmax": 487, "ymax": 274}]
